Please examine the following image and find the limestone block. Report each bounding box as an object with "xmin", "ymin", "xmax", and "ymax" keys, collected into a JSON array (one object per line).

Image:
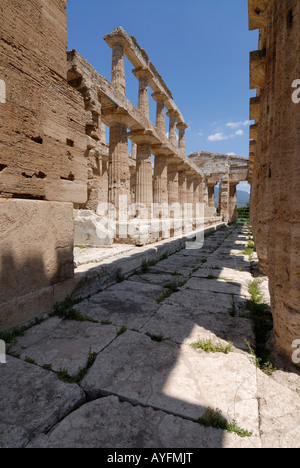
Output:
[
  {"xmin": 28, "ymin": 395, "xmax": 257, "ymax": 448},
  {"xmin": 0, "ymin": 199, "xmax": 74, "ymax": 329},
  {"xmin": 0, "ymin": 356, "xmax": 85, "ymax": 448},
  {"xmin": 74, "ymin": 209, "xmax": 114, "ymax": 246}
]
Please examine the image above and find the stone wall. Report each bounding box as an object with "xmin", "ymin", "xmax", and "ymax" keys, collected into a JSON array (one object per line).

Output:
[
  {"xmin": 0, "ymin": 0, "xmax": 87, "ymax": 330},
  {"xmin": 0, "ymin": 0, "xmax": 87, "ymax": 203},
  {"xmin": 248, "ymin": 0, "xmax": 300, "ymax": 366}
]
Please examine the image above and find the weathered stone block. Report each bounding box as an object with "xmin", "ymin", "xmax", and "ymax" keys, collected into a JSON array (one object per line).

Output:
[
  {"xmin": 74, "ymin": 209, "xmax": 114, "ymax": 246},
  {"xmin": 0, "ymin": 199, "xmax": 74, "ymax": 330}
]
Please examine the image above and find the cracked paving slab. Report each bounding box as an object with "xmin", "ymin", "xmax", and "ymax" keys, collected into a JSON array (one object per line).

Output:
[
  {"xmin": 0, "ymin": 356, "xmax": 85, "ymax": 448},
  {"xmin": 75, "ymin": 280, "xmax": 165, "ymax": 330},
  {"xmin": 140, "ymin": 303, "xmax": 255, "ymax": 352},
  {"xmin": 27, "ymin": 395, "xmax": 258, "ymax": 448},
  {"xmin": 10, "ymin": 317, "xmax": 118, "ymax": 377},
  {"xmin": 80, "ymin": 329, "xmax": 261, "ymax": 445}
]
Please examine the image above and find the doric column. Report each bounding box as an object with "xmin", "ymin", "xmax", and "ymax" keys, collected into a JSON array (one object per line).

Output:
[
  {"xmin": 133, "ymin": 67, "xmax": 152, "ymax": 119},
  {"xmin": 167, "ymin": 110, "xmax": 179, "ymax": 147},
  {"xmin": 153, "ymin": 154, "xmax": 168, "ymax": 205},
  {"xmin": 219, "ymin": 170, "xmax": 230, "ymax": 223},
  {"xmin": 129, "ymin": 132, "xmax": 155, "ymax": 217},
  {"xmin": 152, "ymin": 92, "xmax": 167, "ymax": 135},
  {"xmin": 178, "ymin": 165, "xmax": 188, "ymax": 207},
  {"xmin": 135, "ymin": 143, "xmax": 153, "ymax": 213},
  {"xmin": 207, "ymin": 182, "xmax": 217, "ymax": 217},
  {"xmin": 229, "ymin": 182, "xmax": 238, "ymax": 223},
  {"xmin": 193, "ymin": 175, "xmax": 201, "ymax": 220},
  {"xmin": 185, "ymin": 170, "xmax": 194, "ymax": 232},
  {"xmin": 167, "ymin": 158, "xmax": 180, "ymax": 205},
  {"xmin": 111, "ymin": 41, "xmax": 126, "ymax": 95},
  {"xmin": 177, "ymin": 122, "xmax": 188, "ymax": 155},
  {"xmin": 108, "ymin": 123, "xmax": 130, "ymax": 213},
  {"xmin": 203, "ymin": 178, "xmax": 209, "ymax": 216}
]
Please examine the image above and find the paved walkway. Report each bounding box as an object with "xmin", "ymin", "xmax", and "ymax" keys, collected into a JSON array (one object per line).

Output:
[{"xmin": 1, "ymin": 225, "xmax": 300, "ymax": 448}]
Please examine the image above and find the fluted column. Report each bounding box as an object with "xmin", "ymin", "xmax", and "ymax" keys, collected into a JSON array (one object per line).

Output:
[
  {"xmin": 207, "ymin": 183, "xmax": 217, "ymax": 217},
  {"xmin": 178, "ymin": 165, "xmax": 188, "ymax": 208},
  {"xmin": 193, "ymin": 175, "xmax": 201, "ymax": 221},
  {"xmin": 152, "ymin": 92, "xmax": 167, "ymax": 135},
  {"xmin": 167, "ymin": 160, "xmax": 179, "ymax": 205},
  {"xmin": 135, "ymin": 143, "xmax": 153, "ymax": 216},
  {"xmin": 153, "ymin": 154, "xmax": 168, "ymax": 205},
  {"xmin": 177, "ymin": 122, "xmax": 188, "ymax": 155},
  {"xmin": 133, "ymin": 67, "xmax": 151, "ymax": 119},
  {"xmin": 111, "ymin": 42, "xmax": 126, "ymax": 95},
  {"xmin": 203, "ymin": 178, "xmax": 209, "ymax": 216},
  {"xmin": 185, "ymin": 171, "xmax": 194, "ymax": 232},
  {"xmin": 229, "ymin": 182, "xmax": 238, "ymax": 223},
  {"xmin": 219, "ymin": 171, "xmax": 230, "ymax": 223},
  {"xmin": 108, "ymin": 124, "xmax": 130, "ymax": 213},
  {"xmin": 167, "ymin": 110, "xmax": 179, "ymax": 147}
]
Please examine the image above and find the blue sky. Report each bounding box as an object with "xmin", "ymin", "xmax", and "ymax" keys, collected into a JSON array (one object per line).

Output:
[{"xmin": 67, "ymin": 0, "xmax": 258, "ymax": 192}]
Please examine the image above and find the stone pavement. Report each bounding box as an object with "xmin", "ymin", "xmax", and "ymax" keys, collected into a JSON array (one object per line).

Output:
[{"xmin": 1, "ymin": 225, "xmax": 300, "ymax": 448}]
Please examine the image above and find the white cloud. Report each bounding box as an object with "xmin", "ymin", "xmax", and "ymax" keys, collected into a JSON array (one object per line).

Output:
[
  {"xmin": 235, "ymin": 129, "xmax": 244, "ymax": 136},
  {"xmin": 238, "ymin": 182, "xmax": 251, "ymax": 193},
  {"xmin": 207, "ymin": 132, "xmax": 228, "ymax": 142},
  {"xmin": 226, "ymin": 120, "xmax": 250, "ymax": 129}
]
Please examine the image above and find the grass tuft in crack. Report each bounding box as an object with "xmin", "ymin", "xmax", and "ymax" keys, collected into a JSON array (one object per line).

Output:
[
  {"xmin": 50, "ymin": 296, "xmax": 98, "ymax": 323},
  {"xmin": 197, "ymin": 407, "xmax": 252, "ymax": 438},
  {"xmin": 57, "ymin": 350, "xmax": 97, "ymax": 383},
  {"xmin": 189, "ymin": 338, "xmax": 233, "ymax": 354},
  {"xmin": 245, "ymin": 279, "xmax": 276, "ymax": 375}
]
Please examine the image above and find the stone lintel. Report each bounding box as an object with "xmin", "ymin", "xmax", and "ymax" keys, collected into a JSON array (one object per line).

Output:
[{"xmin": 104, "ymin": 27, "xmax": 186, "ymax": 124}]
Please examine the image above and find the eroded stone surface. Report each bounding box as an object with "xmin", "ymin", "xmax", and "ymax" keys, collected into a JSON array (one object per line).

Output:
[
  {"xmin": 0, "ymin": 357, "xmax": 85, "ymax": 448},
  {"xmin": 80, "ymin": 330, "xmax": 260, "ymax": 439},
  {"xmin": 11, "ymin": 318, "xmax": 118, "ymax": 376},
  {"xmin": 28, "ymin": 395, "xmax": 258, "ymax": 449}
]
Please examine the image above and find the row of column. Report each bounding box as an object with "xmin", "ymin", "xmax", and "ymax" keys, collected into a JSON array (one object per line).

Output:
[
  {"xmin": 106, "ymin": 38, "xmax": 238, "ymax": 226},
  {"xmin": 108, "ymin": 39, "xmax": 202, "ymax": 219}
]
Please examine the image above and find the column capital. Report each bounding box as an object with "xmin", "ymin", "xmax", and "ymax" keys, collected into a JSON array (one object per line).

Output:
[
  {"xmin": 166, "ymin": 109, "xmax": 180, "ymax": 119},
  {"xmin": 104, "ymin": 27, "xmax": 129, "ymax": 51},
  {"xmin": 176, "ymin": 122, "xmax": 188, "ymax": 130},
  {"xmin": 178, "ymin": 163, "xmax": 188, "ymax": 172},
  {"xmin": 132, "ymin": 66, "xmax": 152, "ymax": 81},
  {"xmin": 128, "ymin": 129, "xmax": 159, "ymax": 146},
  {"xmin": 151, "ymin": 91, "xmax": 168, "ymax": 103}
]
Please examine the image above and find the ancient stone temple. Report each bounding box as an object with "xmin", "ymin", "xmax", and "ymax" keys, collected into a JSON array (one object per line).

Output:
[
  {"xmin": 3, "ymin": 0, "xmax": 299, "ymax": 372},
  {"xmin": 248, "ymin": 0, "xmax": 300, "ymax": 366}
]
